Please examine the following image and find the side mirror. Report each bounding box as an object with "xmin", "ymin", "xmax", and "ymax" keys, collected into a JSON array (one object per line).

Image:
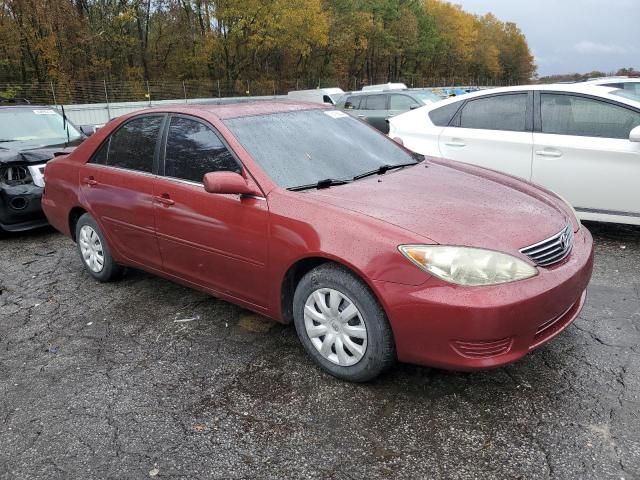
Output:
[
  {"xmin": 79, "ymin": 125, "xmax": 96, "ymax": 136},
  {"xmin": 630, "ymin": 125, "xmax": 640, "ymax": 143},
  {"xmin": 203, "ymin": 171, "xmax": 261, "ymax": 196},
  {"xmin": 410, "ymin": 104, "xmax": 420, "ymax": 110}
]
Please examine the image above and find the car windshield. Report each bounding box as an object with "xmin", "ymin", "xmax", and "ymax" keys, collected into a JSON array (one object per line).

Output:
[
  {"xmin": 224, "ymin": 109, "xmax": 418, "ymax": 189},
  {"xmin": 412, "ymin": 91, "xmax": 441, "ymax": 104},
  {"xmin": 0, "ymin": 108, "xmax": 82, "ymax": 145},
  {"xmin": 610, "ymin": 88, "xmax": 640, "ymax": 102}
]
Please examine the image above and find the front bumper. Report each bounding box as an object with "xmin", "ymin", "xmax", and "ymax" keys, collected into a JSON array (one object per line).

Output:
[
  {"xmin": 0, "ymin": 183, "xmax": 48, "ymax": 232},
  {"xmin": 375, "ymin": 226, "xmax": 594, "ymax": 370}
]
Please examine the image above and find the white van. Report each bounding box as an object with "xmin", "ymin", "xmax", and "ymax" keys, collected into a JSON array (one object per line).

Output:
[{"xmin": 287, "ymin": 88, "xmax": 345, "ymax": 105}]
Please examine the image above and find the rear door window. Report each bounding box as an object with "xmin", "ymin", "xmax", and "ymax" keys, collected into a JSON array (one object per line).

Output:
[
  {"xmin": 91, "ymin": 115, "xmax": 163, "ymax": 173},
  {"xmin": 459, "ymin": 94, "xmax": 528, "ymax": 132},
  {"xmin": 540, "ymin": 94, "xmax": 640, "ymax": 139},
  {"xmin": 164, "ymin": 117, "xmax": 240, "ymax": 183},
  {"xmin": 364, "ymin": 94, "xmax": 387, "ymax": 110},
  {"xmin": 389, "ymin": 94, "xmax": 420, "ymax": 110}
]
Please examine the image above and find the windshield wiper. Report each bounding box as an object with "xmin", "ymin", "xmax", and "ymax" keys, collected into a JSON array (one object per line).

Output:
[
  {"xmin": 0, "ymin": 139, "xmax": 15, "ymax": 143},
  {"xmin": 352, "ymin": 161, "xmax": 419, "ymax": 181},
  {"xmin": 288, "ymin": 178, "xmax": 352, "ymax": 192}
]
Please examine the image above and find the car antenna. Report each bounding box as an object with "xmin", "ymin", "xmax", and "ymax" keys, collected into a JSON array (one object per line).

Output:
[{"xmin": 61, "ymin": 104, "xmax": 70, "ymax": 148}]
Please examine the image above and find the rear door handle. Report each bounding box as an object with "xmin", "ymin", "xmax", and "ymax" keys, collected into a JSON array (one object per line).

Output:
[
  {"xmin": 445, "ymin": 140, "xmax": 466, "ymax": 147},
  {"xmin": 82, "ymin": 176, "xmax": 98, "ymax": 186},
  {"xmin": 153, "ymin": 194, "xmax": 175, "ymax": 207},
  {"xmin": 535, "ymin": 149, "xmax": 562, "ymax": 158},
  {"xmin": 357, "ymin": 115, "xmax": 366, "ymax": 118}
]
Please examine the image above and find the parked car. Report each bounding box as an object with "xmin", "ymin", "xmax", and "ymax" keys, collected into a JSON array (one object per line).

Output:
[
  {"xmin": 336, "ymin": 89, "xmax": 441, "ymax": 133},
  {"xmin": 578, "ymin": 77, "xmax": 640, "ymax": 102},
  {"xmin": 287, "ymin": 88, "xmax": 344, "ymax": 105},
  {"xmin": 0, "ymin": 105, "xmax": 85, "ymax": 233},
  {"xmin": 42, "ymin": 102, "xmax": 593, "ymax": 382},
  {"xmin": 388, "ymin": 84, "xmax": 640, "ymax": 226}
]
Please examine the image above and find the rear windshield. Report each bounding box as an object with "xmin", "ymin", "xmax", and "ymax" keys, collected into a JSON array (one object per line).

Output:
[
  {"xmin": 412, "ymin": 91, "xmax": 441, "ymax": 104},
  {"xmin": 224, "ymin": 109, "xmax": 416, "ymax": 189}
]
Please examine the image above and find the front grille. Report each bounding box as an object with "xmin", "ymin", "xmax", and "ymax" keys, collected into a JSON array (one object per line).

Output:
[
  {"xmin": 0, "ymin": 165, "xmax": 31, "ymax": 185},
  {"xmin": 520, "ymin": 225, "xmax": 573, "ymax": 267},
  {"xmin": 451, "ymin": 337, "xmax": 513, "ymax": 359}
]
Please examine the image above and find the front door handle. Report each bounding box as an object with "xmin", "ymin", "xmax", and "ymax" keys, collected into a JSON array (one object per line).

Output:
[
  {"xmin": 535, "ymin": 149, "xmax": 562, "ymax": 158},
  {"xmin": 153, "ymin": 194, "xmax": 175, "ymax": 207},
  {"xmin": 445, "ymin": 140, "xmax": 466, "ymax": 147},
  {"xmin": 82, "ymin": 176, "xmax": 98, "ymax": 187}
]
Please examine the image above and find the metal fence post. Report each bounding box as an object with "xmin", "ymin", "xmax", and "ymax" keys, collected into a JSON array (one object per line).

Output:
[
  {"xmin": 50, "ymin": 81, "xmax": 57, "ymax": 108},
  {"xmin": 103, "ymin": 80, "xmax": 112, "ymax": 120},
  {"xmin": 182, "ymin": 81, "xmax": 187, "ymax": 103},
  {"xmin": 146, "ymin": 80, "xmax": 151, "ymax": 106},
  {"xmin": 217, "ymin": 80, "xmax": 221, "ymax": 98}
]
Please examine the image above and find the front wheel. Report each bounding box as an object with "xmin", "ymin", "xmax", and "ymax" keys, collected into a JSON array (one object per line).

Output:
[
  {"xmin": 75, "ymin": 213, "xmax": 122, "ymax": 282},
  {"xmin": 293, "ymin": 263, "xmax": 395, "ymax": 382}
]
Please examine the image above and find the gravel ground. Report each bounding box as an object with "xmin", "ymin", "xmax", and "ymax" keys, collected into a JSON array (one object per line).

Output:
[{"xmin": 0, "ymin": 221, "xmax": 639, "ymax": 480}]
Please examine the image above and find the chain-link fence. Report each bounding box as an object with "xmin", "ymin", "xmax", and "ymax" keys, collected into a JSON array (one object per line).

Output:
[{"xmin": 0, "ymin": 76, "xmax": 515, "ymax": 106}]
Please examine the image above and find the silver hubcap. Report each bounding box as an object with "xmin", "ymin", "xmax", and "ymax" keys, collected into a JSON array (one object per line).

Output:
[
  {"xmin": 304, "ymin": 288, "xmax": 368, "ymax": 366},
  {"xmin": 79, "ymin": 225, "xmax": 105, "ymax": 273}
]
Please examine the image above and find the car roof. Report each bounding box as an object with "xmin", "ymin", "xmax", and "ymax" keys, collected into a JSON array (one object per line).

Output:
[
  {"xmin": 581, "ymin": 77, "xmax": 640, "ymax": 85},
  {"xmin": 0, "ymin": 104, "xmax": 51, "ymax": 110},
  {"xmin": 418, "ymin": 84, "xmax": 640, "ymax": 110},
  {"xmin": 142, "ymin": 100, "xmax": 329, "ymax": 120}
]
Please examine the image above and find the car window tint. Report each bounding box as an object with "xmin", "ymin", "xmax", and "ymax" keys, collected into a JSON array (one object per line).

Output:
[
  {"xmin": 459, "ymin": 94, "xmax": 527, "ymax": 132},
  {"xmin": 164, "ymin": 117, "xmax": 240, "ymax": 182},
  {"xmin": 390, "ymin": 94, "xmax": 419, "ymax": 110},
  {"xmin": 429, "ymin": 102, "xmax": 462, "ymax": 126},
  {"xmin": 344, "ymin": 96, "xmax": 361, "ymax": 110},
  {"xmin": 91, "ymin": 139, "xmax": 109, "ymax": 165},
  {"xmin": 541, "ymin": 94, "xmax": 640, "ymax": 139},
  {"xmin": 364, "ymin": 94, "xmax": 386, "ymax": 110},
  {"xmin": 93, "ymin": 115, "xmax": 163, "ymax": 172}
]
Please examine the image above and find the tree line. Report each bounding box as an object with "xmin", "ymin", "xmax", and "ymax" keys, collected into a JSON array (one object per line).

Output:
[
  {"xmin": 0, "ymin": 0, "xmax": 536, "ymax": 91},
  {"xmin": 537, "ymin": 68, "xmax": 639, "ymax": 84}
]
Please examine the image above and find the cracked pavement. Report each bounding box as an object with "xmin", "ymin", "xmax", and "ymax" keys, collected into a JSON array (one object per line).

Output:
[{"xmin": 1, "ymin": 221, "xmax": 639, "ymax": 479}]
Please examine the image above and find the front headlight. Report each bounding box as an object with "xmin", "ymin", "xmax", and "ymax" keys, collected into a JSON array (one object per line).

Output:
[{"xmin": 399, "ymin": 245, "xmax": 538, "ymax": 286}]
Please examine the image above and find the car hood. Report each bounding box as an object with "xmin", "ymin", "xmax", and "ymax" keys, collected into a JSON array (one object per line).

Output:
[
  {"xmin": 0, "ymin": 145, "xmax": 77, "ymax": 165},
  {"xmin": 304, "ymin": 158, "xmax": 569, "ymax": 253}
]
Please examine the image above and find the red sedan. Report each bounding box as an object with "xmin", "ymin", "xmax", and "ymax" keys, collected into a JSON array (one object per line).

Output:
[{"xmin": 42, "ymin": 102, "xmax": 594, "ymax": 382}]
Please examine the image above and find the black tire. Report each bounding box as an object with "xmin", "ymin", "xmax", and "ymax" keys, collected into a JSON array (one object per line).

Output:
[
  {"xmin": 293, "ymin": 263, "xmax": 395, "ymax": 382},
  {"xmin": 75, "ymin": 213, "xmax": 122, "ymax": 282}
]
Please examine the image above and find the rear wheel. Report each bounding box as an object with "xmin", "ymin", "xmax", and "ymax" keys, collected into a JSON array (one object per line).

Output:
[
  {"xmin": 293, "ymin": 263, "xmax": 395, "ymax": 382},
  {"xmin": 75, "ymin": 213, "xmax": 122, "ymax": 282}
]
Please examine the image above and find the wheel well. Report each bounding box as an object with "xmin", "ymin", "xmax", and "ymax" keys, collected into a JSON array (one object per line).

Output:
[
  {"xmin": 279, "ymin": 257, "xmax": 378, "ymax": 324},
  {"xmin": 280, "ymin": 258, "xmax": 331, "ymax": 324},
  {"xmin": 68, "ymin": 207, "xmax": 87, "ymax": 241}
]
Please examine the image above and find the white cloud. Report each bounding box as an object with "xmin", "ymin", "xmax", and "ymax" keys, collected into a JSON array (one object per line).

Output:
[{"xmin": 573, "ymin": 41, "xmax": 626, "ymax": 54}]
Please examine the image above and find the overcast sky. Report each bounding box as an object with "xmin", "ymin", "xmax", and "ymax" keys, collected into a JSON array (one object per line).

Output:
[{"xmin": 452, "ymin": 0, "xmax": 639, "ymax": 76}]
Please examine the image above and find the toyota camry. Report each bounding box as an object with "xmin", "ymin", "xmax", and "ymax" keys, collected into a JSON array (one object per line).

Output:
[{"xmin": 42, "ymin": 102, "xmax": 594, "ymax": 382}]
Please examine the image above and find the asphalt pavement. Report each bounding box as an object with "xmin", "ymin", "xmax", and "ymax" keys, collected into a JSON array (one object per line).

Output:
[{"xmin": 0, "ymin": 221, "xmax": 639, "ymax": 479}]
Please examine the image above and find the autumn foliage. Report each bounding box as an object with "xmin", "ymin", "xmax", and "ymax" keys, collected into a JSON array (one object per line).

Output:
[{"xmin": 0, "ymin": 0, "xmax": 536, "ymax": 89}]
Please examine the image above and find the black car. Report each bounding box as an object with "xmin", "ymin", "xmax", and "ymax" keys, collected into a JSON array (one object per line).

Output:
[{"xmin": 0, "ymin": 105, "xmax": 85, "ymax": 233}]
